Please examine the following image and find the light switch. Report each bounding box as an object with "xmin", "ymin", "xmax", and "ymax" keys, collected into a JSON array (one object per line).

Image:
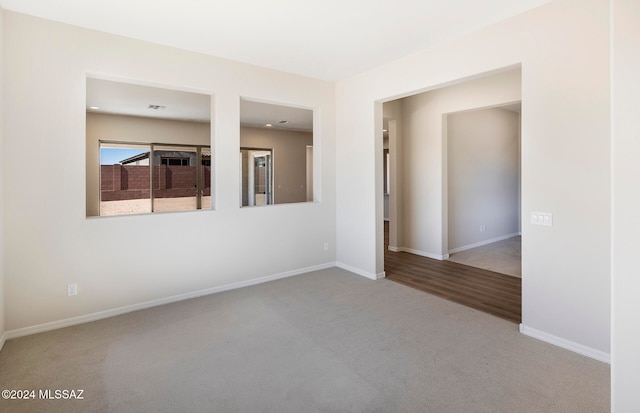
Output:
[{"xmin": 531, "ymin": 212, "xmax": 553, "ymax": 227}]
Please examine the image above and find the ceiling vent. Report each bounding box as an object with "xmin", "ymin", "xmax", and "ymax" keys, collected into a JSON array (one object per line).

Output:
[
  {"xmin": 148, "ymin": 104, "xmax": 166, "ymax": 110},
  {"xmin": 278, "ymin": 120, "xmax": 289, "ymax": 124}
]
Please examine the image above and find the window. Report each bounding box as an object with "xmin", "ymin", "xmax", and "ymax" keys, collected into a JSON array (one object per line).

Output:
[
  {"xmin": 86, "ymin": 78, "xmax": 212, "ymax": 217},
  {"xmin": 100, "ymin": 143, "xmax": 152, "ymax": 215},
  {"xmin": 99, "ymin": 142, "xmax": 210, "ymax": 216},
  {"xmin": 161, "ymin": 157, "xmax": 189, "ymax": 166}
]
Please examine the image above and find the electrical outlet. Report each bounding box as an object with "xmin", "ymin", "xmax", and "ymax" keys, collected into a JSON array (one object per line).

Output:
[
  {"xmin": 67, "ymin": 283, "xmax": 78, "ymax": 296},
  {"xmin": 479, "ymin": 225, "xmax": 487, "ymax": 232}
]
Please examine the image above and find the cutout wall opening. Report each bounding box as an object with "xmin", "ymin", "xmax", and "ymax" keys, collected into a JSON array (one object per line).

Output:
[
  {"xmin": 86, "ymin": 78, "xmax": 213, "ymax": 217},
  {"xmin": 239, "ymin": 98, "xmax": 314, "ymax": 207}
]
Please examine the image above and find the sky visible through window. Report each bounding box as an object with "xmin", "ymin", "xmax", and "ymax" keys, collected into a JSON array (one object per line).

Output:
[{"xmin": 100, "ymin": 148, "xmax": 147, "ymax": 165}]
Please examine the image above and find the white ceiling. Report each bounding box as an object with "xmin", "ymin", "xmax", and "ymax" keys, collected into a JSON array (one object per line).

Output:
[
  {"xmin": 86, "ymin": 78, "xmax": 212, "ymax": 122},
  {"xmin": 87, "ymin": 78, "xmax": 313, "ymax": 129},
  {"xmin": 1, "ymin": 0, "xmax": 550, "ymax": 81},
  {"xmin": 240, "ymin": 99, "xmax": 313, "ymax": 132}
]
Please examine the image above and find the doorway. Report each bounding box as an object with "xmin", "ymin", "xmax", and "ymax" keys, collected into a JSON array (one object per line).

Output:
[
  {"xmin": 444, "ymin": 104, "xmax": 522, "ymax": 278},
  {"xmin": 240, "ymin": 148, "xmax": 273, "ymax": 207},
  {"xmin": 379, "ymin": 68, "xmax": 523, "ymax": 322}
]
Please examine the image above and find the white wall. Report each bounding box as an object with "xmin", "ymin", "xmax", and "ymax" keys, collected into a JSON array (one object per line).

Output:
[
  {"xmin": 0, "ymin": 5, "xmax": 5, "ymax": 349},
  {"xmin": 447, "ymin": 107, "xmax": 520, "ymax": 251},
  {"xmin": 612, "ymin": 0, "xmax": 640, "ymax": 411},
  {"xmin": 336, "ymin": 0, "xmax": 611, "ymax": 358},
  {"xmin": 3, "ymin": 11, "xmax": 336, "ymax": 332}
]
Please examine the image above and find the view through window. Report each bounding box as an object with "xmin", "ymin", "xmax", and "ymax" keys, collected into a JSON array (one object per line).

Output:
[{"xmin": 99, "ymin": 143, "xmax": 211, "ymax": 216}]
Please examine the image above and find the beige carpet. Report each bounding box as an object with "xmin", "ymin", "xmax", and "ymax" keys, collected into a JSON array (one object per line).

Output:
[
  {"xmin": 0, "ymin": 268, "xmax": 608, "ymax": 412},
  {"xmin": 448, "ymin": 236, "xmax": 522, "ymax": 278}
]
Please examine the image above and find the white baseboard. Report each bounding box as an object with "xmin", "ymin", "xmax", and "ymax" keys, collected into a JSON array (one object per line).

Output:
[
  {"xmin": 4, "ymin": 262, "xmax": 337, "ymax": 341},
  {"xmin": 336, "ymin": 262, "xmax": 385, "ymax": 280},
  {"xmin": 389, "ymin": 246, "xmax": 448, "ymax": 260},
  {"xmin": 519, "ymin": 324, "xmax": 611, "ymax": 364},
  {"xmin": 448, "ymin": 232, "xmax": 520, "ymax": 254},
  {"xmin": 0, "ymin": 331, "xmax": 6, "ymax": 352}
]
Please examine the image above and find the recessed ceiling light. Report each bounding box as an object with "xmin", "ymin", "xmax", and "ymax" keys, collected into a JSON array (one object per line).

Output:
[
  {"xmin": 383, "ymin": 129, "xmax": 388, "ymax": 132},
  {"xmin": 265, "ymin": 123, "xmax": 273, "ymax": 127},
  {"xmin": 89, "ymin": 106, "xmax": 99, "ymax": 110}
]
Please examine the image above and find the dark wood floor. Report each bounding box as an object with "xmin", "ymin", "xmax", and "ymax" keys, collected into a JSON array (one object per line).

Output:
[{"xmin": 384, "ymin": 222, "xmax": 521, "ymax": 323}]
